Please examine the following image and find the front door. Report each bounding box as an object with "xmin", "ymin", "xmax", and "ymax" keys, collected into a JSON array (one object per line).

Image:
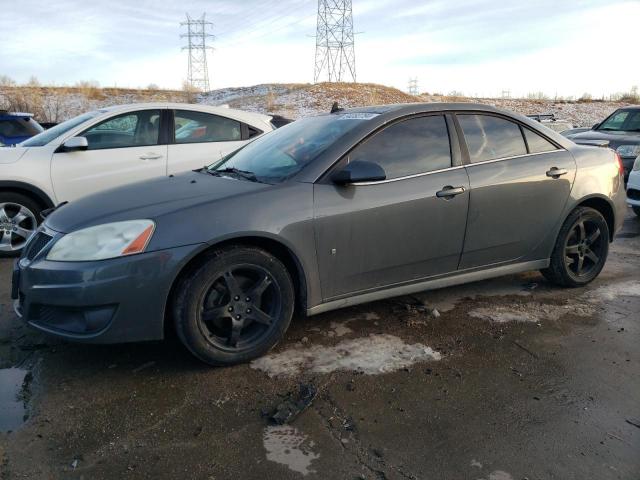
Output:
[
  {"xmin": 314, "ymin": 114, "xmax": 470, "ymax": 300},
  {"xmin": 51, "ymin": 109, "xmax": 167, "ymax": 202},
  {"xmin": 456, "ymin": 113, "xmax": 576, "ymax": 269}
]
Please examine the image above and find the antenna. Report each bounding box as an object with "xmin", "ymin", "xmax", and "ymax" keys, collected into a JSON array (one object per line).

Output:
[
  {"xmin": 181, "ymin": 13, "xmax": 215, "ymax": 92},
  {"xmin": 314, "ymin": 0, "xmax": 356, "ymax": 83}
]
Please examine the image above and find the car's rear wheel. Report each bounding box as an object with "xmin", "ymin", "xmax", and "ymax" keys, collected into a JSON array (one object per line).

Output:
[
  {"xmin": 541, "ymin": 206, "xmax": 609, "ymax": 287},
  {"xmin": 173, "ymin": 246, "xmax": 295, "ymax": 366},
  {"xmin": 0, "ymin": 193, "xmax": 41, "ymax": 258},
  {"xmin": 632, "ymin": 206, "xmax": 640, "ymax": 217}
]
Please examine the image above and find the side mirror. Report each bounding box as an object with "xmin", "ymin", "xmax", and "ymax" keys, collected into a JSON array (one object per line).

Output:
[
  {"xmin": 62, "ymin": 136, "xmax": 88, "ymax": 151},
  {"xmin": 592, "ymin": 123, "xmax": 600, "ymax": 130},
  {"xmin": 331, "ymin": 160, "xmax": 386, "ymax": 185}
]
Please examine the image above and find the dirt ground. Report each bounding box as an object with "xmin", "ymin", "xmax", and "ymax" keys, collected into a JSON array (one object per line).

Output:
[{"xmin": 0, "ymin": 211, "xmax": 638, "ymax": 480}]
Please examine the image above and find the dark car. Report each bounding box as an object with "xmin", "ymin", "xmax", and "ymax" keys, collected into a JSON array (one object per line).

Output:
[
  {"xmin": 0, "ymin": 111, "xmax": 44, "ymax": 146},
  {"xmin": 12, "ymin": 103, "xmax": 626, "ymax": 366},
  {"xmin": 565, "ymin": 106, "xmax": 640, "ymax": 180}
]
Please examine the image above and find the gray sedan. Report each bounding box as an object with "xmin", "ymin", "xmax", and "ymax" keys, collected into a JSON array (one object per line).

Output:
[{"xmin": 12, "ymin": 103, "xmax": 626, "ymax": 365}]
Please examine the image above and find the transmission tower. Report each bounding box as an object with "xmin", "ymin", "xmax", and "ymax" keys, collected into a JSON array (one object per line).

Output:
[
  {"xmin": 314, "ymin": 0, "xmax": 356, "ymax": 83},
  {"xmin": 408, "ymin": 78, "xmax": 419, "ymax": 95},
  {"xmin": 181, "ymin": 13, "xmax": 214, "ymax": 91}
]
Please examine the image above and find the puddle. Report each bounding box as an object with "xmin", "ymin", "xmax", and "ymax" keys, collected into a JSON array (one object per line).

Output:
[
  {"xmin": 263, "ymin": 425, "xmax": 320, "ymax": 476},
  {"xmin": 0, "ymin": 367, "xmax": 30, "ymax": 432},
  {"xmin": 252, "ymin": 334, "xmax": 442, "ymax": 377}
]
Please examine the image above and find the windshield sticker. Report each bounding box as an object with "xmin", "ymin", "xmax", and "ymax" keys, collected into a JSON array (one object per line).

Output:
[{"xmin": 337, "ymin": 113, "xmax": 379, "ymax": 120}]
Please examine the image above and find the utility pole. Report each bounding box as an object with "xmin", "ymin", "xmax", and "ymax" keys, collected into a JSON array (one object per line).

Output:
[
  {"xmin": 181, "ymin": 13, "xmax": 214, "ymax": 92},
  {"xmin": 408, "ymin": 78, "xmax": 419, "ymax": 95},
  {"xmin": 314, "ymin": 0, "xmax": 356, "ymax": 83}
]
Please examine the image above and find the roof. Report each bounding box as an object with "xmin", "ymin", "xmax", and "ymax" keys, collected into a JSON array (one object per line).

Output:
[{"xmin": 0, "ymin": 111, "xmax": 34, "ymax": 117}]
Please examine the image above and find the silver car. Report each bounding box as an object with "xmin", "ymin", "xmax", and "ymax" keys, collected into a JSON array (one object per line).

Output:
[{"xmin": 13, "ymin": 103, "xmax": 627, "ymax": 365}]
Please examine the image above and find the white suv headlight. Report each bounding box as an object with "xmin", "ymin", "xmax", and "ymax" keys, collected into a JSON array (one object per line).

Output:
[
  {"xmin": 616, "ymin": 145, "xmax": 640, "ymax": 158},
  {"xmin": 633, "ymin": 155, "xmax": 640, "ymax": 172},
  {"xmin": 47, "ymin": 220, "xmax": 155, "ymax": 261}
]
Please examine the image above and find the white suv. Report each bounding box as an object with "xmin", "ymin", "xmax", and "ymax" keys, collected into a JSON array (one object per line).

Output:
[
  {"xmin": 0, "ymin": 103, "xmax": 276, "ymax": 255},
  {"xmin": 627, "ymin": 155, "xmax": 640, "ymax": 217}
]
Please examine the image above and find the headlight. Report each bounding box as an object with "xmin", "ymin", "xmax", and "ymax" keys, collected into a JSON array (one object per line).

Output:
[
  {"xmin": 616, "ymin": 145, "xmax": 640, "ymax": 158},
  {"xmin": 46, "ymin": 220, "xmax": 155, "ymax": 261},
  {"xmin": 633, "ymin": 155, "xmax": 640, "ymax": 172}
]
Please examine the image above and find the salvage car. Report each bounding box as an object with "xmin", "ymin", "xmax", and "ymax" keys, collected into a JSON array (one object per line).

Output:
[
  {"xmin": 0, "ymin": 103, "xmax": 276, "ymax": 256},
  {"xmin": 565, "ymin": 106, "xmax": 640, "ymax": 181},
  {"xmin": 626, "ymin": 155, "xmax": 640, "ymax": 216},
  {"xmin": 0, "ymin": 110, "xmax": 44, "ymax": 146},
  {"xmin": 12, "ymin": 103, "xmax": 626, "ymax": 366}
]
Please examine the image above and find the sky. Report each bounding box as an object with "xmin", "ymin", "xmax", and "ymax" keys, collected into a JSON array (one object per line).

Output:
[{"xmin": 1, "ymin": 0, "xmax": 638, "ymax": 98}]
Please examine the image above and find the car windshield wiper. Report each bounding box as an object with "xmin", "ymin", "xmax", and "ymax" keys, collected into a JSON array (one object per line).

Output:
[{"xmin": 208, "ymin": 167, "xmax": 261, "ymax": 183}]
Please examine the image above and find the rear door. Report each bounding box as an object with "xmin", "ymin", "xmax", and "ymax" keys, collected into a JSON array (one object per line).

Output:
[
  {"xmin": 313, "ymin": 114, "xmax": 470, "ymax": 300},
  {"xmin": 456, "ymin": 113, "xmax": 576, "ymax": 269},
  {"xmin": 167, "ymin": 109, "xmax": 249, "ymax": 174},
  {"xmin": 51, "ymin": 109, "xmax": 167, "ymax": 202}
]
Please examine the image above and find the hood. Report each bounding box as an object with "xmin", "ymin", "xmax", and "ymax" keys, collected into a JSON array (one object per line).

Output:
[
  {"xmin": 0, "ymin": 146, "xmax": 29, "ymax": 164},
  {"xmin": 45, "ymin": 170, "xmax": 270, "ymax": 233},
  {"xmin": 570, "ymin": 129, "xmax": 640, "ymax": 148}
]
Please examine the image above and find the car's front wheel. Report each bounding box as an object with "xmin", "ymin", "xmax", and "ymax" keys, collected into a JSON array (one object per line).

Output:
[
  {"xmin": 173, "ymin": 246, "xmax": 295, "ymax": 366},
  {"xmin": 541, "ymin": 206, "xmax": 609, "ymax": 287},
  {"xmin": 0, "ymin": 193, "xmax": 41, "ymax": 258}
]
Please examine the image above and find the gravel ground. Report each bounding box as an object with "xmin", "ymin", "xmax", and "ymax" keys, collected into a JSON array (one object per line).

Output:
[{"xmin": 0, "ymin": 210, "xmax": 638, "ymax": 480}]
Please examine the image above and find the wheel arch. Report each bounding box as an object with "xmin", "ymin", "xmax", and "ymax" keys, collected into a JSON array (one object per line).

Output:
[
  {"xmin": 574, "ymin": 194, "xmax": 616, "ymax": 242},
  {"xmin": 163, "ymin": 234, "xmax": 309, "ymax": 338},
  {"xmin": 0, "ymin": 181, "xmax": 55, "ymax": 211}
]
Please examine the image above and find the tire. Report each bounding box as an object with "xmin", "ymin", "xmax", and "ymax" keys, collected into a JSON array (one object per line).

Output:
[
  {"xmin": 172, "ymin": 246, "xmax": 295, "ymax": 366},
  {"xmin": 0, "ymin": 192, "xmax": 42, "ymax": 258},
  {"xmin": 541, "ymin": 206, "xmax": 609, "ymax": 287},
  {"xmin": 633, "ymin": 206, "xmax": 640, "ymax": 218}
]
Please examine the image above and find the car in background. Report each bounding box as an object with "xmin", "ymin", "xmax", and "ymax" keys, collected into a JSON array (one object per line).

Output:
[
  {"xmin": 12, "ymin": 103, "xmax": 626, "ymax": 366},
  {"xmin": 0, "ymin": 103, "xmax": 276, "ymax": 256},
  {"xmin": 565, "ymin": 106, "xmax": 640, "ymax": 181},
  {"xmin": 526, "ymin": 113, "xmax": 573, "ymax": 133},
  {"xmin": 0, "ymin": 111, "xmax": 44, "ymax": 146},
  {"xmin": 560, "ymin": 127, "xmax": 591, "ymax": 137},
  {"xmin": 626, "ymin": 155, "xmax": 640, "ymax": 217}
]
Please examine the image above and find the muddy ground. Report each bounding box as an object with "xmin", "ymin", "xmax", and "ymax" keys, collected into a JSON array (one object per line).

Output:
[{"xmin": 0, "ymin": 212, "xmax": 638, "ymax": 480}]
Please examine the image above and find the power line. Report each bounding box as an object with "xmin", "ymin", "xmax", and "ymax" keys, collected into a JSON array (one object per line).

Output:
[
  {"xmin": 180, "ymin": 13, "xmax": 215, "ymax": 92},
  {"xmin": 314, "ymin": 0, "xmax": 356, "ymax": 83}
]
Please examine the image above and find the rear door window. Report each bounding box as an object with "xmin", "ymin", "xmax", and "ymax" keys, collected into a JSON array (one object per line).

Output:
[
  {"xmin": 174, "ymin": 110, "xmax": 241, "ymax": 143},
  {"xmin": 348, "ymin": 115, "xmax": 452, "ymax": 179},
  {"xmin": 458, "ymin": 114, "xmax": 527, "ymax": 163}
]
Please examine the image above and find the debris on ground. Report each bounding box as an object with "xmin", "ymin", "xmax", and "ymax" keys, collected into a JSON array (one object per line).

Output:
[
  {"xmin": 132, "ymin": 361, "xmax": 156, "ymax": 373},
  {"xmin": 71, "ymin": 459, "xmax": 78, "ymax": 469},
  {"xmin": 269, "ymin": 384, "xmax": 317, "ymax": 425},
  {"xmin": 626, "ymin": 418, "xmax": 640, "ymax": 429}
]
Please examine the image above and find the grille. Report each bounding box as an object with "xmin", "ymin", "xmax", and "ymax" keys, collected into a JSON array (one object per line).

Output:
[
  {"xmin": 23, "ymin": 231, "xmax": 53, "ymax": 260},
  {"xmin": 628, "ymin": 189, "xmax": 640, "ymax": 201}
]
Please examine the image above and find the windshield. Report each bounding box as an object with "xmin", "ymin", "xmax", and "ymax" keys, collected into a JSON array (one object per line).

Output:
[
  {"xmin": 21, "ymin": 110, "xmax": 103, "ymax": 147},
  {"xmin": 209, "ymin": 113, "xmax": 373, "ymax": 182},
  {"xmin": 597, "ymin": 109, "xmax": 640, "ymax": 132}
]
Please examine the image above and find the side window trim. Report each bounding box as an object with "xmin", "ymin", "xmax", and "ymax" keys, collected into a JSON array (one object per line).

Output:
[
  {"xmin": 323, "ymin": 113, "xmax": 456, "ymax": 185},
  {"xmin": 453, "ymin": 112, "xmax": 564, "ymax": 166}
]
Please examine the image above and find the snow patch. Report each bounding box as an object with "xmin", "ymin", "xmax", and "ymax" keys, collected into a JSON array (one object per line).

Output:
[
  {"xmin": 588, "ymin": 280, "xmax": 640, "ymax": 302},
  {"xmin": 251, "ymin": 334, "xmax": 442, "ymax": 377},
  {"xmin": 263, "ymin": 425, "xmax": 319, "ymax": 476}
]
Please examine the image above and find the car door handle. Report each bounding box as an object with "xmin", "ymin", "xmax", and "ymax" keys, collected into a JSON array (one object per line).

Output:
[
  {"xmin": 546, "ymin": 167, "xmax": 568, "ymax": 178},
  {"xmin": 436, "ymin": 186, "xmax": 466, "ymax": 199},
  {"xmin": 139, "ymin": 154, "xmax": 163, "ymax": 160}
]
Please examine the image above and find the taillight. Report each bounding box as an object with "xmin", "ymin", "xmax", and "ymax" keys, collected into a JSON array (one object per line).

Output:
[{"xmin": 615, "ymin": 153, "xmax": 624, "ymax": 177}]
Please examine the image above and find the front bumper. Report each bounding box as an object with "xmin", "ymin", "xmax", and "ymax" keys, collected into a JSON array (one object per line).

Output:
[{"xmin": 12, "ymin": 244, "xmax": 202, "ymax": 343}]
